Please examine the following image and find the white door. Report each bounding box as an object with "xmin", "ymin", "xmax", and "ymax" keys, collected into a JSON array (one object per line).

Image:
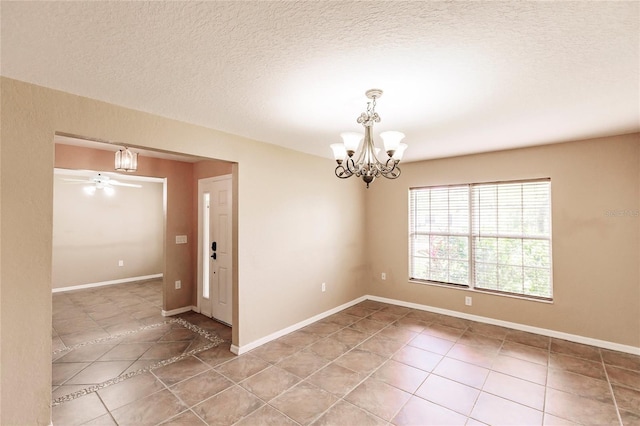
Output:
[{"xmin": 198, "ymin": 175, "xmax": 233, "ymax": 325}]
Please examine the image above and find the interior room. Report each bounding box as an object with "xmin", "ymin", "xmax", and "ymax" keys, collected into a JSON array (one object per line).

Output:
[{"xmin": 1, "ymin": 2, "xmax": 638, "ymax": 425}]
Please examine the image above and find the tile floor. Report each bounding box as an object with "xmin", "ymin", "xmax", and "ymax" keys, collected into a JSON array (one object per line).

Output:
[{"xmin": 52, "ymin": 283, "xmax": 640, "ymax": 425}]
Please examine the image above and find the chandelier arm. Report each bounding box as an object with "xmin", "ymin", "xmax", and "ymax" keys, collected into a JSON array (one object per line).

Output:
[
  {"xmin": 345, "ymin": 157, "xmax": 361, "ymax": 176},
  {"xmin": 349, "ymin": 146, "xmax": 368, "ymax": 177},
  {"xmin": 386, "ymin": 167, "xmax": 401, "ymax": 179},
  {"xmin": 380, "ymin": 159, "xmax": 401, "ymax": 179},
  {"xmin": 367, "ymin": 150, "xmax": 391, "ymax": 178},
  {"xmin": 378, "ymin": 158, "xmax": 397, "ymax": 173},
  {"xmin": 335, "ymin": 164, "xmax": 353, "ymax": 179}
]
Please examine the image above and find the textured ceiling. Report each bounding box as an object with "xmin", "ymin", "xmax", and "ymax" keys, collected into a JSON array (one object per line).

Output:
[{"xmin": 2, "ymin": 1, "xmax": 638, "ymax": 162}]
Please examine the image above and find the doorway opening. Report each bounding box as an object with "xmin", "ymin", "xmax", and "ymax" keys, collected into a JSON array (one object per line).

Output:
[{"xmin": 52, "ymin": 133, "xmax": 238, "ymax": 339}]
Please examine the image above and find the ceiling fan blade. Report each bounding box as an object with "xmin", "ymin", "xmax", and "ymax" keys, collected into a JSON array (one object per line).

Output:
[
  {"xmin": 109, "ymin": 180, "xmax": 142, "ymax": 188},
  {"xmin": 62, "ymin": 178, "xmax": 90, "ymax": 183}
]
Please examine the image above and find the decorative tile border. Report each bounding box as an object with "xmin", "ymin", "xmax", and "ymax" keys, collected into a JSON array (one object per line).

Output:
[{"xmin": 52, "ymin": 318, "xmax": 225, "ymax": 406}]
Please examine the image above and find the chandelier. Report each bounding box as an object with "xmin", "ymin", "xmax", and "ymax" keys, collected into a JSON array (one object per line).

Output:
[
  {"xmin": 115, "ymin": 147, "xmax": 138, "ymax": 172},
  {"xmin": 330, "ymin": 89, "xmax": 407, "ymax": 188}
]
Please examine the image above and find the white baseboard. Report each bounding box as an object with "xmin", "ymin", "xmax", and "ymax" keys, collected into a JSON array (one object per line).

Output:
[
  {"xmin": 232, "ymin": 293, "xmax": 639, "ymax": 356},
  {"xmin": 233, "ymin": 296, "xmax": 367, "ymax": 355},
  {"xmin": 367, "ymin": 295, "xmax": 640, "ymax": 356},
  {"xmin": 52, "ymin": 274, "xmax": 163, "ymax": 293},
  {"xmin": 162, "ymin": 305, "xmax": 196, "ymax": 317}
]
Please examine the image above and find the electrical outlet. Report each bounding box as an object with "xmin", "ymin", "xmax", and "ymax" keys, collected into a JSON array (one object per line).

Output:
[
  {"xmin": 118, "ymin": 260, "xmax": 124, "ymax": 267},
  {"xmin": 321, "ymin": 282, "xmax": 326, "ymax": 292},
  {"xmin": 465, "ymin": 296, "xmax": 472, "ymax": 306},
  {"xmin": 175, "ymin": 280, "xmax": 181, "ymax": 290},
  {"xmin": 381, "ymin": 272, "xmax": 386, "ymax": 280}
]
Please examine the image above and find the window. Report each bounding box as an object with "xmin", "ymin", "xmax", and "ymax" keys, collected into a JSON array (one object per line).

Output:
[{"xmin": 409, "ymin": 179, "xmax": 552, "ymax": 300}]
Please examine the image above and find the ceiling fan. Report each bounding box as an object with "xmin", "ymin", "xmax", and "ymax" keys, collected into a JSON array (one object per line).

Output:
[{"xmin": 62, "ymin": 173, "xmax": 142, "ymax": 194}]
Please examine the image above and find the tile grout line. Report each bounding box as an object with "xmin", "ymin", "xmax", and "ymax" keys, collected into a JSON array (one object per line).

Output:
[
  {"xmin": 541, "ymin": 335, "xmax": 551, "ymax": 423},
  {"xmin": 293, "ymin": 304, "xmax": 404, "ymax": 425},
  {"xmin": 266, "ymin": 307, "xmax": 384, "ymax": 424},
  {"xmin": 600, "ymin": 349, "xmax": 624, "ymax": 426},
  {"xmin": 466, "ymin": 333, "xmax": 507, "ymax": 424},
  {"xmin": 208, "ymin": 307, "xmax": 375, "ymax": 425},
  {"xmin": 242, "ymin": 304, "xmax": 383, "ymax": 424},
  {"xmin": 422, "ymin": 325, "xmax": 555, "ymax": 422},
  {"xmin": 353, "ymin": 310, "xmax": 446, "ymax": 423},
  {"xmin": 385, "ymin": 312, "xmax": 480, "ymax": 422},
  {"xmin": 95, "ymin": 391, "xmax": 119, "ymax": 426},
  {"xmin": 309, "ymin": 307, "xmax": 441, "ymax": 423},
  {"xmin": 153, "ymin": 367, "xmax": 209, "ymax": 426},
  {"xmin": 327, "ymin": 308, "xmax": 597, "ymax": 424}
]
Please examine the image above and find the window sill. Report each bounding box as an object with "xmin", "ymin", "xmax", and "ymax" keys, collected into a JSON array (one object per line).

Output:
[{"xmin": 408, "ymin": 279, "xmax": 554, "ymax": 304}]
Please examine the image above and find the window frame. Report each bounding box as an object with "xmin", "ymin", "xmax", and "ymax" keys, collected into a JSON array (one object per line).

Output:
[{"xmin": 408, "ymin": 178, "xmax": 553, "ymax": 302}]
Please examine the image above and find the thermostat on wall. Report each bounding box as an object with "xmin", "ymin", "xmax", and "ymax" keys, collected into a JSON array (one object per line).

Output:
[{"xmin": 175, "ymin": 235, "xmax": 187, "ymax": 244}]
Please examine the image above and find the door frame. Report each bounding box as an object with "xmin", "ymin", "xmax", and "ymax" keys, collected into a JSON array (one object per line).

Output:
[{"xmin": 196, "ymin": 174, "xmax": 233, "ymax": 323}]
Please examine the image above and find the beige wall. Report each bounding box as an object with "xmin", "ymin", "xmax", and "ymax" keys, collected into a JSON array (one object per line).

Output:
[
  {"xmin": 366, "ymin": 133, "xmax": 640, "ymax": 347},
  {"xmin": 0, "ymin": 77, "xmax": 366, "ymax": 425},
  {"xmin": 52, "ymin": 171, "xmax": 164, "ymax": 288}
]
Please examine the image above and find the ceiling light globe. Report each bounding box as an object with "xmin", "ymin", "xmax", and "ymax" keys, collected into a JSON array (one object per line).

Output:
[
  {"xmin": 340, "ymin": 132, "xmax": 363, "ymax": 154},
  {"xmin": 330, "ymin": 143, "xmax": 347, "ymax": 162},
  {"xmin": 392, "ymin": 143, "xmax": 408, "ymax": 161},
  {"xmin": 380, "ymin": 131, "xmax": 405, "ymax": 155}
]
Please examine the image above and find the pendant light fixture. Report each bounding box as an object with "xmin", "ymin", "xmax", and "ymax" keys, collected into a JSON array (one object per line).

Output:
[
  {"xmin": 115, "ymin": 147, "xmax": 138, "ymax": 172},
  {"xmin": 330, "ymin": 89, "xmax": 407, "ymax": 188}
]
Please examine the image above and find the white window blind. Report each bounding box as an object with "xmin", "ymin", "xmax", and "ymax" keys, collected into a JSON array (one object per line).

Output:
[
  {"xmin": 409, "ymin": 185, "xmax": 470, "ymax": 285},
  {"xmin": 472, "ymin": 181, "xmax": 552, "ymax": 298},
  {"xmin": 409, "ymin": 179, "xmax": 552, "ymax": 300}
]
